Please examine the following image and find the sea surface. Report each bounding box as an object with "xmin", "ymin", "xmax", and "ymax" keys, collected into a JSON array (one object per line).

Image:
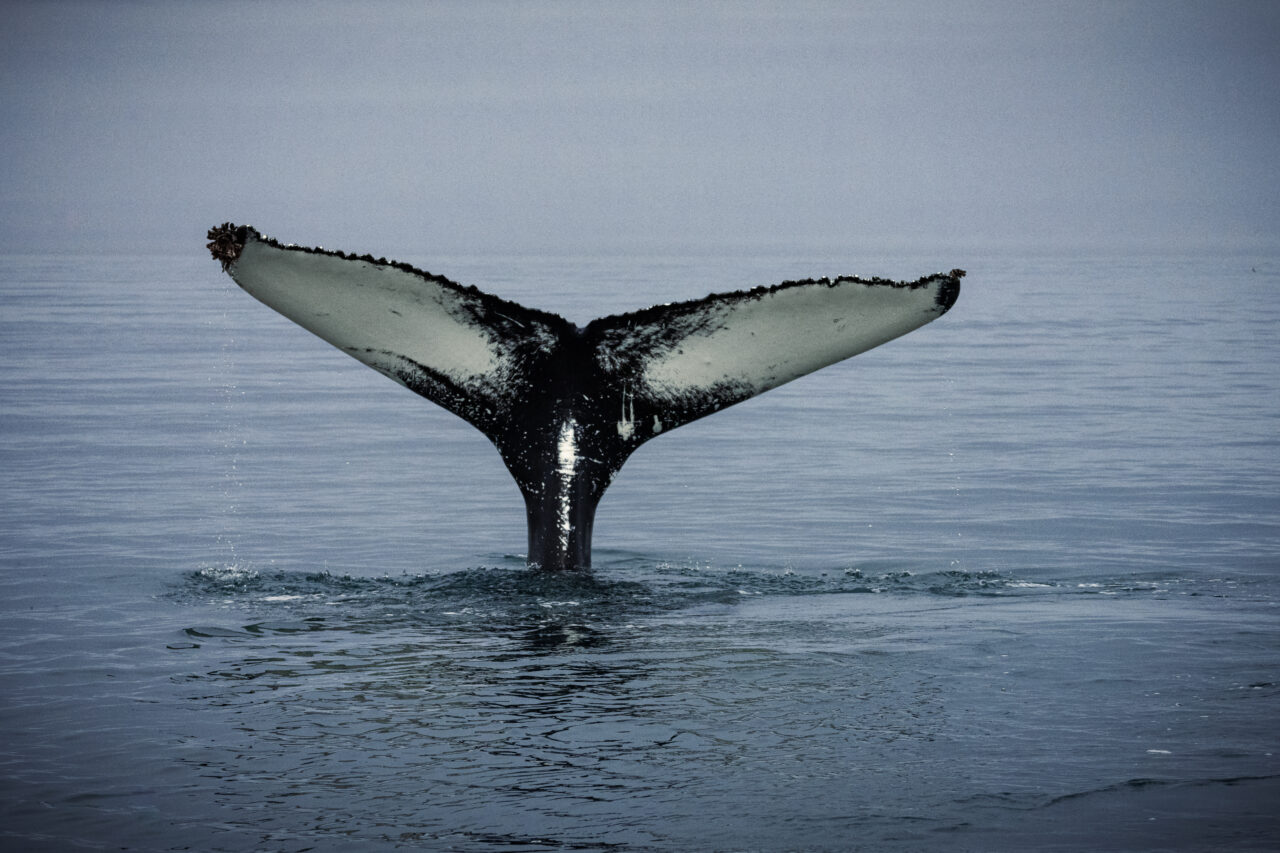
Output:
[{"xmin": 1, "ymin": 246, "xmax": 1277, "ymax": 851}]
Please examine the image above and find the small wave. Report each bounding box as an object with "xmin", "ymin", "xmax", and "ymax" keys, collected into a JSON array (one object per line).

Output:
[
  {"xmin": 173, "ymin": 565, "xmax": 659, "ymax": 648},
  {"xmin": 1043, "ymin": 773, "xmax": 1280, "ymax": 809},
  {"xmin": 178, "ymin": 562, "xmax": 1066, "ymax": 613},
  {"xmin": 842, "ymin": 567, "xmax": 1032, "ymax": 596},
  {"xmin": 671, "ymin": 566, "xmax": 1063, "ymax": 599},
  {"xmin": 193, "ymin": 563, "xmax": 260, "ymax": 584},
  {"xmin": 174, "ymin": 560, "xmax": 1219, "ymax": 647},
  {"xmin": 955, "ymin": 773, "xmax": 1280, "ymax": 814}
]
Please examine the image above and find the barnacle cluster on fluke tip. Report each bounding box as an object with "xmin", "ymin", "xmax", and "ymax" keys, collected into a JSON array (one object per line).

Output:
[{"xmin": 206, "ymin": 222, "xmax": 250, "ymax": 271}]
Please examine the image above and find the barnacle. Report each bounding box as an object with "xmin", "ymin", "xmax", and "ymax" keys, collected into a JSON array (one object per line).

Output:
[{"xmin": 206, "ymin": 222, "xmax": 247, "ymax": 270}]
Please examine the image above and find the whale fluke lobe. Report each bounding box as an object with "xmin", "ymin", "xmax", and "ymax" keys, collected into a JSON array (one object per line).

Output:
[{"xmin": 209, "ymin": 224, "xmax": 961, "ymax": 570}]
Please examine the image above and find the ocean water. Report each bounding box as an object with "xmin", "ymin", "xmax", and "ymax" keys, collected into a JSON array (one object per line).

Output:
[{"xmin": 0, "ymin": 246, "xmax": 1277, "ymax": 851}]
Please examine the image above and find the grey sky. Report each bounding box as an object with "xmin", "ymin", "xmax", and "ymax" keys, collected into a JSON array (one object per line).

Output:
[{"xmin": 3, "ymin": 0, "xmax": 1277, "ymax": 255}]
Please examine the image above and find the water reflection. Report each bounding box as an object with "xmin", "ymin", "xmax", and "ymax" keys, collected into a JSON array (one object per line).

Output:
[
  {"xmin": 519, "ymin": 619, "xmax": 610, "ymax": 652},
  {"xmin": 169, "ymin": 562, "xmax": 1209, "ymax": 849},
  {"xmin": 176, "ymin": 564, "xmax": 672, "ymax": 735}
]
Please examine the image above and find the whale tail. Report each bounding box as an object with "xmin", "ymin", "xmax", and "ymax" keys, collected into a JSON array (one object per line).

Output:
[{"xmin": 207, "ymin": 223, "xmax": 961, "ymax": 570}]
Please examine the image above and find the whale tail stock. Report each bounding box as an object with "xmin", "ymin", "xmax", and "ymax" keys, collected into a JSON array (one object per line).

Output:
[{"xmin": 207, "ymin": 223, "xmax": 961, "ymax": 570}]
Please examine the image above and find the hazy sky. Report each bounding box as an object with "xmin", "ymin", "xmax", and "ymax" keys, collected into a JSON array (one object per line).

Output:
[{"xmin": 3, "ymin": 0, "xmax": 1277, "ymax": 255}]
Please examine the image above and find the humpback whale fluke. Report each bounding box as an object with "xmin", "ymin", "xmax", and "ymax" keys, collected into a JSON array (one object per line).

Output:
[{"xmin": 206, "ymin": 223, "xmax": 961, "ymax": 570}]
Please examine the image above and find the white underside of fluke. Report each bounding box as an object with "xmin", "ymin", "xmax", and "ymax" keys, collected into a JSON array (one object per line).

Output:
[
  {"xmin": 638, "ymin": 280, "xmax": 944, "ymax": 403},
  {"xmin": 230, "ymin": 240, "xmax": 507, "ymax": 391}
]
